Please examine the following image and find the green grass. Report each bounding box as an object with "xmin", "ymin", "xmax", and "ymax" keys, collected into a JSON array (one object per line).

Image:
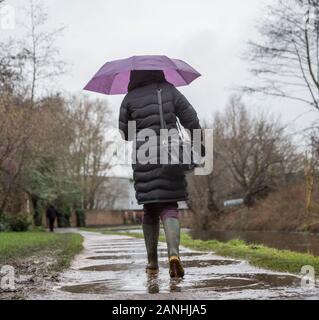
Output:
[
  {"xmin": 0, "ymin": 231, "xmax": 83, "ymax": 271},
  {"xmin": 88, "ymin": 227, "xmax": 319, "ymax": 275}
]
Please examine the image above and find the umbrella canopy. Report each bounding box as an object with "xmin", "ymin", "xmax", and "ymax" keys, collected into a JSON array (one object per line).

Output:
[{"xmin": 83, "ymin": 55, "xmax": 201, "ymax": 95}]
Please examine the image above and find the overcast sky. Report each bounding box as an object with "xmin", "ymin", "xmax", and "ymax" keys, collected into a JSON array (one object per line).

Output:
[{"xmin": 3, "ymin": 0, "xmax": 318, "ymax": 139}]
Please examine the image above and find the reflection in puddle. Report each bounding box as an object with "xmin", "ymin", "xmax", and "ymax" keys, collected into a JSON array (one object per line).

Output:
[
  {"xmin": 60, "ymin": 273, "xmax": 300, "ymax": 295},
  {"xmin": 169, "ymin": 278, "xmax": 183, "ymax": 293},
  {"xmin": 146, "ymin": 275, "xmax": 160, "ymax": 294}
]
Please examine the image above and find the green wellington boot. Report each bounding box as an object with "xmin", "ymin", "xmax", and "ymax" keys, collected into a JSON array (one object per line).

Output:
[
  {"xmin": 142, "ymin": 223, "xmax": 160, "ymax": 275},
  {"xmin": 162, "ymin": 218, "xmax": 185, "ymax": 278}
]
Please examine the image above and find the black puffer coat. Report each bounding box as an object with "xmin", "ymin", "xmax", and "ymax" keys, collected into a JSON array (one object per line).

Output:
[{"xmin": 119, "ymin": 82, "xmax": 201, "ymax": 204}]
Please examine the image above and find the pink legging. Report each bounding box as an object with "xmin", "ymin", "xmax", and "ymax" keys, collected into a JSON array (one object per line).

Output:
[{"xmin": 142, "ymin": 202, "xmax": 179, "ymax": 225}]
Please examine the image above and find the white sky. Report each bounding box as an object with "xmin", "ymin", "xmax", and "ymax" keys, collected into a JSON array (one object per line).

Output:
[{"xmin": 2, "ymin": 0, "xmax": 318, "ymax": 141}]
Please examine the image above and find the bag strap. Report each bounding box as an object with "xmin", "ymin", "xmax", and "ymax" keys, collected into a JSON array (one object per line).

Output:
[
  {"xmin": 157, "ymin": 86, "xmax": 186, "ymax": 141},
  {"xmin": 157, "ymin": 87, "xmax": 167, "ymax": 130}
]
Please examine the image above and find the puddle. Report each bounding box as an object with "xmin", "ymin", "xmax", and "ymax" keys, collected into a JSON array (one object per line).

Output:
[
  {"xmin": 159, "ymin": 259, "xmax": 238, "ymax": 268},
  {"xmin": 93, "ymin": 248, "xmax": 168, "ymax": 254},
  {"xmin": 190, "ymin": 274, "xmax": 299, "ymax": 291},
  {"xmin": 87, "ymin": 255, "xmax": 135, "ymax": 260},
  {"xmin": 60, "ymin": 280, "xmax": 119, "ymax": 294},
  {"xmin": 86, "ymin": 252, "xmax": 207, "ymax": 260},
  {"xmin": 88, "ymin": 243, "xmax": 144, "ymax": 248},
  {"xmin": 179, "ymin": 252, "xmax": 208, "ymax": 257},
  {"xmin": 60, "ymin": 279, "xmax": 165, "ymax": 295},
  {"xmin": 252, "ymin": 274, "xmax": 299, "ymax": 287},
  {"xmin": 90, "ymin": 240, "xmax": 139, "ymax": 243},
  {"xmin": 59, "ymin": 273, "xmax": 300, "ymax": 295},
  {"xmin": 80, "ymin": 258, "xmax": 238, "ymax": 272},
  {"xmin": 89, "ymin": 245, "xmax": 145, "ymax": 249},
  {"xmin": 190, "ymin": 277, "xmax": 258, "ymax": 291},
  {"xmin": 80, "ymin": 263, "xmax": 138, "ymax": 272}
]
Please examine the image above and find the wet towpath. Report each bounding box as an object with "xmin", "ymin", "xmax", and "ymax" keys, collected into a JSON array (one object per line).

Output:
[{"xmin": 30, "ymin": 230, "xmax": 319, "ymax": 300}]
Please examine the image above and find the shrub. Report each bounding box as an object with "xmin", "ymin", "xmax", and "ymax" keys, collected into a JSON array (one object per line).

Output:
[
  {"xmin": 75, "ymin": 208, "xmax": 86, "ymax": 227},
  {"xmin": 0, "ymin": 213, "xmax": 10, "ymax": 232},
  {"xmin": 0, "ymin": 221, "xmax": 9, "ymax": 232},
  {"xmin": 6, "ymin": 212, "xmax": 32, "ymax": 232}
]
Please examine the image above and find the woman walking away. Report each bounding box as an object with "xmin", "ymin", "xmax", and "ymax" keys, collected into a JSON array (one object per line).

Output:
[{"xmin": 118, "ymin": 70, "xmax": 202, "ymax": 278}]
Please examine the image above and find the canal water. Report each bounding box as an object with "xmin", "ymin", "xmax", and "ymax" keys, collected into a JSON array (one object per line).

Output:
[{"xmin": 191, "ymin": 230, "xmax": 319, "ymax": 256}]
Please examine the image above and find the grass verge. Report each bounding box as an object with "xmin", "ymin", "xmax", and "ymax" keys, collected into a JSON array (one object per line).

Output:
[
  {"xmin": 87, "ymin": 227, "xmax": 319, "ymax": 275},
  {"xmin": 0, "ymin": 231, "xmax": 83, "ymax": 271}
]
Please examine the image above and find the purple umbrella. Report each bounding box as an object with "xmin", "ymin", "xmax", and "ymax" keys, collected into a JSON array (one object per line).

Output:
[{"xmin": 84, "ymin": 55, "xmax": 201, "ymax": 95}]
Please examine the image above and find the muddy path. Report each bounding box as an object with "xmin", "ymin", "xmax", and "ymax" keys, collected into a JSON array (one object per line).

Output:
[{"xmin": 29, "ymin": 230, "xmax": 319, "ymax": 300}]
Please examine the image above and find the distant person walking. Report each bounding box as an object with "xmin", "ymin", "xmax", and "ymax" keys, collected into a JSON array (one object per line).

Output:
[{"xmin": 46, "ymin": 204, "xmax": 57, "ymax": 232}]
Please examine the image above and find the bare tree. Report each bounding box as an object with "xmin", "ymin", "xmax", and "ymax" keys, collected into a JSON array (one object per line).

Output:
[
  {"xmin": 305, "ymin": 125, "xmax": 319, "ymax": 219},
  {"xmin": 309, "ymin": 121, "xmax": 319, "ymax": 158},
  {"xmin": 187, "ymin": 174, "xmax": 220, "ymax": 230},
  {"xmin": 0, "ymin": 0, "xmax": 67, "ymax": 215},
  {"xmin": 0, "ymin": 43, "xmax": 33, "ymax": 212},
  {"xmin": 213, "ymin": 96, "xmax": 301, "ymax": 206},
  {"xmin": 94, "ymin": 178, "xmax": 129, "ymax": 210},
  {"xmin": 21, "ymin": 0, "xmax": 66, "ymax": 103},
  {"xmin": 0, "ymin": 40, "xmax": 28, "ymax": 98},
  {"xmin": 0, "ymin": 99, "xmax": 31, "ymax": 212},
  {"xmin": 67, "ymin": 96, "xmax": 116, "ymax": 210},
  {"xmin": 244, "ymin": 0, "xmax": 319, "ymax": 110}
]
